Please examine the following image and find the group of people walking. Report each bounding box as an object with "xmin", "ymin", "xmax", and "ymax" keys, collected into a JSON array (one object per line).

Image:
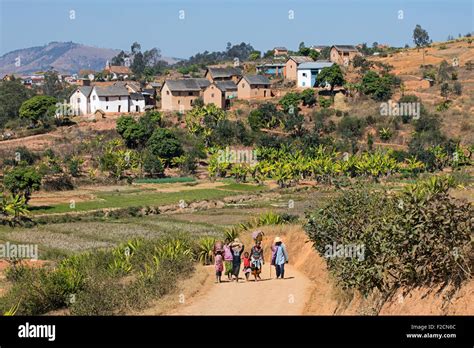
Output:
[{"xmin": 213, "ymin": 231, "xmax": 289, "ymax": 283}]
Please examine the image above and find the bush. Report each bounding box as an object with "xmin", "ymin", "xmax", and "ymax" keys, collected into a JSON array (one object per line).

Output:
[
  {"xmin": 304, "ymin": 186, "xmax": 472, "ymax": 295},
  {"xmin": 318, "ymin": 97, "xmax": 332, "ymax": 108},
  {"xmin": 42, "ymin": 174, "xmax": 74, "ymax": 191},
  {"xmin": 146, "ymin": 128, "xmax": 183, "ymax": 167}
]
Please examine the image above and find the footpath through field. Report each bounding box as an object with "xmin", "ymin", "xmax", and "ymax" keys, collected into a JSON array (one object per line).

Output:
[{"xmin": 170, "ymin": 263, "xmax": 312, "ymax": 315}]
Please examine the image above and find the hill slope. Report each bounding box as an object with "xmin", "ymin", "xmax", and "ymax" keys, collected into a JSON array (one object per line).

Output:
[{"xmin": 0, "ymin": 41, "xmax": 179, "ymax": 75}]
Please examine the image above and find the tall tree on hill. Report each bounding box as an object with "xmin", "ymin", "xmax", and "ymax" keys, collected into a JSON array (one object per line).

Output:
[
  {"xmin": 413, "ymin": 24, "xmax": 430, "ymax": 65},
  {"xmin": 317, "ymin": 64, "xmax": 345, "ymax": 95},
  {"xmin": 0, "ymin": 79, "xmax": 35, "ymax": 127}
]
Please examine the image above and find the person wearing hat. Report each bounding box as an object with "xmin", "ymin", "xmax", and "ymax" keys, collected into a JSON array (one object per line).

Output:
[
  {"xmin": 271, "ymin": 236, "xmax": 289, "ymax": 279},
  {"xmin": 230, "ymin": 238, "xmax": 245, "ymax": 282}
]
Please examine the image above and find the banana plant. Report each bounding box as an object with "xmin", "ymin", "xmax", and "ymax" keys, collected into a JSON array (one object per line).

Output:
[{"xmin": 0, "ymin": 193, "xmax": 29, "ymax": 226}]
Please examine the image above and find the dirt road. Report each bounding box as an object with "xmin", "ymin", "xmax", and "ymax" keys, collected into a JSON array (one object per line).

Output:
[{"xmin": 170, "ymin": 263, "xmax": 312, "ymax": 315}]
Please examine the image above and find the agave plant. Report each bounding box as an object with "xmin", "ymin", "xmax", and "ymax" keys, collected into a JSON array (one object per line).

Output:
[
  {"xmin": 224, "ymin": 226, "xmax": 241, "ymax": 241},
  {"xmin": 197, "ymin": 237, "xmax": 216, "ymax": 265}
]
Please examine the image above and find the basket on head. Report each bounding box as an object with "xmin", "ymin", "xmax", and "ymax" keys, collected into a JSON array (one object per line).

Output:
[{"xmin": 252, "ymin": 230, "xmax": 264, "ymax": 243}]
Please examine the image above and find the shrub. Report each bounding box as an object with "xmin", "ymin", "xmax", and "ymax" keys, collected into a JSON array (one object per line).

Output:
[
  {"xmin": 453, "ymin": 82, "xmax": 462, "ymax": 96},
  {"xmin": 42, "ymin": 174, "xmax": 74, "ymax": 191},
  {"xmin": 146, "ymin": 128, "xmax": 183, "ymax": 167},
  {"xmin": 304, "ymin": 187, "xmax": 472, "ymax": 295},
  {"xmin": 318, "ymin": 97, "xmax": 332, "ymax": 108}
]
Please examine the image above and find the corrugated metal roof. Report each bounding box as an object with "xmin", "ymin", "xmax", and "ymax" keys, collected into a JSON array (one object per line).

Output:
[
  {"xmin": 297, "ymin": 61, "xmax": 334, "ymax": 70},
  {"xmin": 243, "ymin": 75, "xmax": 271, "ymax": 85},
  {"xmin": 332, "ymin": 45, "xmax": 358, "ymax": 52},
  {"xmin": 95, "ymin": 86, "xmax": 129, "ymax": 97},
  {"xmin": 207, "ymin": 67, "xmax": 242, "ymax": 79},
  {"xmin": 288, "ymin": 56, "xmax": 314, "ymax": 64},
  {"xmin": 215, "ymin": 81, "xmax": 238, "ymax": 91},
  {"xmin": 165, "ymin": 78, "xmax": 210, "ymax": 92},
  {"xmin": 130, "ymin": 93, "xmax": 145, "ymax": 100}
]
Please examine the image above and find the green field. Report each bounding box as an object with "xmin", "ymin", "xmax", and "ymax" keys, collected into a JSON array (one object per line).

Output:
[{"xmin": 31, "ymin": 182, "xmax": 267, "ymax": 215}]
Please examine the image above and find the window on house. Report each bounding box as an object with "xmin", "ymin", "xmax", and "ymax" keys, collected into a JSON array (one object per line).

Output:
[
  {"xmin": 166, "ymin": 91, "xmax": 170, "ymax": 95},
  {"xmin": 303, "ymin": 73, "xmax": 307, "ymax": 77},
  {"xmin": 77, "ymin": 98, "xmax": 81, "ymax": 103},
  {"xmin": 242, "ymin": 83, "xmax": 245, "ymax": 88},
  {"xmin": 302, "ymin": 82, "xmax": 306, "ymax": 86},
  {"xmin": 106, "ymin": 106, "xmax": 109, "ymax": 110},
  {"xmin": 178, "ymin": 100, "xmax": 180, "ymax": 104},
  {"xmin": 188, "ymin": 92, "xmax": 193, "ymax": 96},
  {"xmin": 211, "ymin": 93, "xmax": 214, "ymax": 98},
  {"xmin": 106, "ymin": 97, "xmax": 109, "ymax": 102},
  {"xmin": 93, "ymin": 96, "xmax": 96, "ymax": 100}
]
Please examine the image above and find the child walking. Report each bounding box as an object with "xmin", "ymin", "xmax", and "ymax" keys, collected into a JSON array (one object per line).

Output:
[
  {"xmin": 242, "ymin": 252, "xmax": 251, "ymax": 281},
  {"xmin": 214, "ymin": 251, "xmax": 224, "ymax": 283}
]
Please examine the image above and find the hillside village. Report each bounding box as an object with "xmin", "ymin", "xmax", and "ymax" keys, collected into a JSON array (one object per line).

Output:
[
  {"xmin": 2, "ymin": 45, "xmax": 386, "ymax": 115},
  {"xmin": 0, "ymin": 27, "xmax": 473, "ymax": 319}
]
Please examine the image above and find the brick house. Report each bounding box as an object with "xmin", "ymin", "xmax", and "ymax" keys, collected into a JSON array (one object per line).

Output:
[
  {"xmin": 205, "ymin": 67, "xmax": 242, "ymax": 83},
  {"xmin": 284, "ymin": 56, "xmax": 314, "ymax": 80},
  {"xmin": 237, "ymin": 75, "xmax": 271, "ymax": 99},
  {"xmin": 273, "ymin": 47, "xmax": 288, "ymax": 56},
  {"xmin": 329, "ymin": 45, "xmax": 360, "ymax": 66},
  {"xmin": 203, "ymin": 81, "xmax": 238, "ymax": 109},
  {"xmin": 160, "ymin": 78, "xmax": 210, "ymax": 112}
]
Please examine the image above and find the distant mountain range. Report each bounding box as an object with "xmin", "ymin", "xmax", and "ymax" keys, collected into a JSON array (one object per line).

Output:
[{"xmin": 0, "ymin": 41, "xmax": 180, "ymax": 76}]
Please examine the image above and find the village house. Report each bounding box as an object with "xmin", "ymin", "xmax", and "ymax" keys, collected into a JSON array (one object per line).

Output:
[
  {"xmin": 297, "ymin": 61, "xmax": 334, "ymax": 88},
  {"xmin": 203, "ymin": 81, "xmax": 238, "ymax": 109},
  {"xmin": 205, "ymin": 67, "xmax": 242, "ymax": 83},
  {"xmin": 273, "ymin": 47, "xmax": 288, "ymax": 56},
  {"xmin": 309, "ymin": 45, "xmax": 328, "ymax": 53},
  {"xmin": 256, "ymin": 63, "xmax": 286, "ymax": 78},
  {"xmin": 237, "ymin": 75, "xmax": 271, "ymax": 99},
  {"xmin": 284, "ymin": 56, "xmax": 314, "ymax": 81},
  {"xmin": 160, "ymin": 78, "xmax": 210, "ymax": 112},
  {"xmin": 70, "ymin": 86, "xmax": 93, "ymax": 115},
  {"xmin": 90, "ymin": 86, "xmax": 130, "ymax": 113},
  {"xmin": 329, "ymin": 45, "xmax": 360, "ymax": 66},
  {"xmin": 104, "ymin": 61, "xmax": 132, "ymax": 80},
  {"xmin": 69, "ymin": 84, "xmax": 147, "ymax": 115}
]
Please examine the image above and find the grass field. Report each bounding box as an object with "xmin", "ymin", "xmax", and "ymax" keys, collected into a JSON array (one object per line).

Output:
[{"xmin": 30, "ymin": 182, "xmax": 267, "ymax": 215}]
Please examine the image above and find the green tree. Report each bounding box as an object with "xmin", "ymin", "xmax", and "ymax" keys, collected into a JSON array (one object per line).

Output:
[
  {"xmin": 146, "ymin": 128, "xmax": 183, "ymax": 166},
  {"xmin": 0, "ymin": 79, "xmax": 35, "ymax": 127},
  {"xmin": 301, "ymin": 89, "xmax": 317, "ymax": 107},
  {"xmin": 317, "ymin": 64, "xmax": 345, "ymax": 94},
  {"xmin": 278, "ymin": 92, "xmax": 301, "ymax": 113},
  {"xmin": 19, "ymin": 95, "xmax": 57, "ymax": 126},
  {"xmin": 440, "ymin": 83, "xmax": 450, "ymax": 100},
  {"xmin": 361, "ymin": 71, "xmax": 393, "ymax": 101},
  {"xmin": 249, "ymin": 51, "xmax": 261, "ymax": 61},
  {"xmin": 3, "ymin": 166, "xmax": 42, "ymax": 203},
  {"xmin": 309, "ymin": 50, "xmax": 320, "ymax": 61},
  {"xmin": 413, "ymin": 24, "xmax": 430, "ymax": 65}
]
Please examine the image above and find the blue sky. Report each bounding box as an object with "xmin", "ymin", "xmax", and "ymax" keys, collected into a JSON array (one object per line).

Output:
[{"xmin": 0, "ymin": 0, "xmax": 472, "ymax": 58}]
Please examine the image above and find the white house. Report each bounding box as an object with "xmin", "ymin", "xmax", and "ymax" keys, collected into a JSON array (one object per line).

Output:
[
  {"xmin": 297, "ymin": 61, "xmax": 334, "ymax": 88},
  {"xmin": 69, "ymin": 86, "xmax": 92, "ymax": 115},
  {"xmin": 90, "ymin": 86, "xmax": 130, "ymax": 113},
  {"xmin": 129, "ymin": 93, "xmax": 146, "ymax": 113}
]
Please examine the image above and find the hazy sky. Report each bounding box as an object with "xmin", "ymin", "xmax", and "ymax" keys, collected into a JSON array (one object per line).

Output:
[{"xmin": 0, "ymin": 0, "xmax": 472, "ymax": 58}]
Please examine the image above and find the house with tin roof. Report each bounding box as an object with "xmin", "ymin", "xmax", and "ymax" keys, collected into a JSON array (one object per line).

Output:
[
  {"xmin": 237, "ymin": 75, "xmax": 272, "ymax": 99},
  {"xmin": 203, "ymin": 81, "xmax": 238, "ymax": 109},
  {"xmin": 329, "ymin": 45, "xmax": 360, "ymax": 66},
  {"xmin": 90, "ymin": 85, "xmax": 130, "ymax": 113},
  {"xmin": 160, "ymin": 78, "xmax": 211, "ymax": 112},
  {"xmin": 70, "ymin": 86, "xmax": 93, "ymax": 115},
  {"xmin": 205, "ymin": 67, "xmax": 242, "ymax": 83},
  {"xmin": 297, "ymin": 61, "xmax": 334, "ymax": 88},
  {"xmin": 284, "ymin": 56, "xmax": 314, "ymax": 81},
  {"xmin": 273, "ymin": 47, "xmax": 288, "ymax": 56}
]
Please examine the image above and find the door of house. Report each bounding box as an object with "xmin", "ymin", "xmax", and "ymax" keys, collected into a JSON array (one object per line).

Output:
[
  {"xmin": 136, "ymin": 105, "xmax": 139, "ymax": 112},
  {"xmin": 264, "ymin": 90, "xmax": 267, "ymax": 97},
  {"xmin": 118, "ymin": 105, "xmax": 121, "ymax": 113}
]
